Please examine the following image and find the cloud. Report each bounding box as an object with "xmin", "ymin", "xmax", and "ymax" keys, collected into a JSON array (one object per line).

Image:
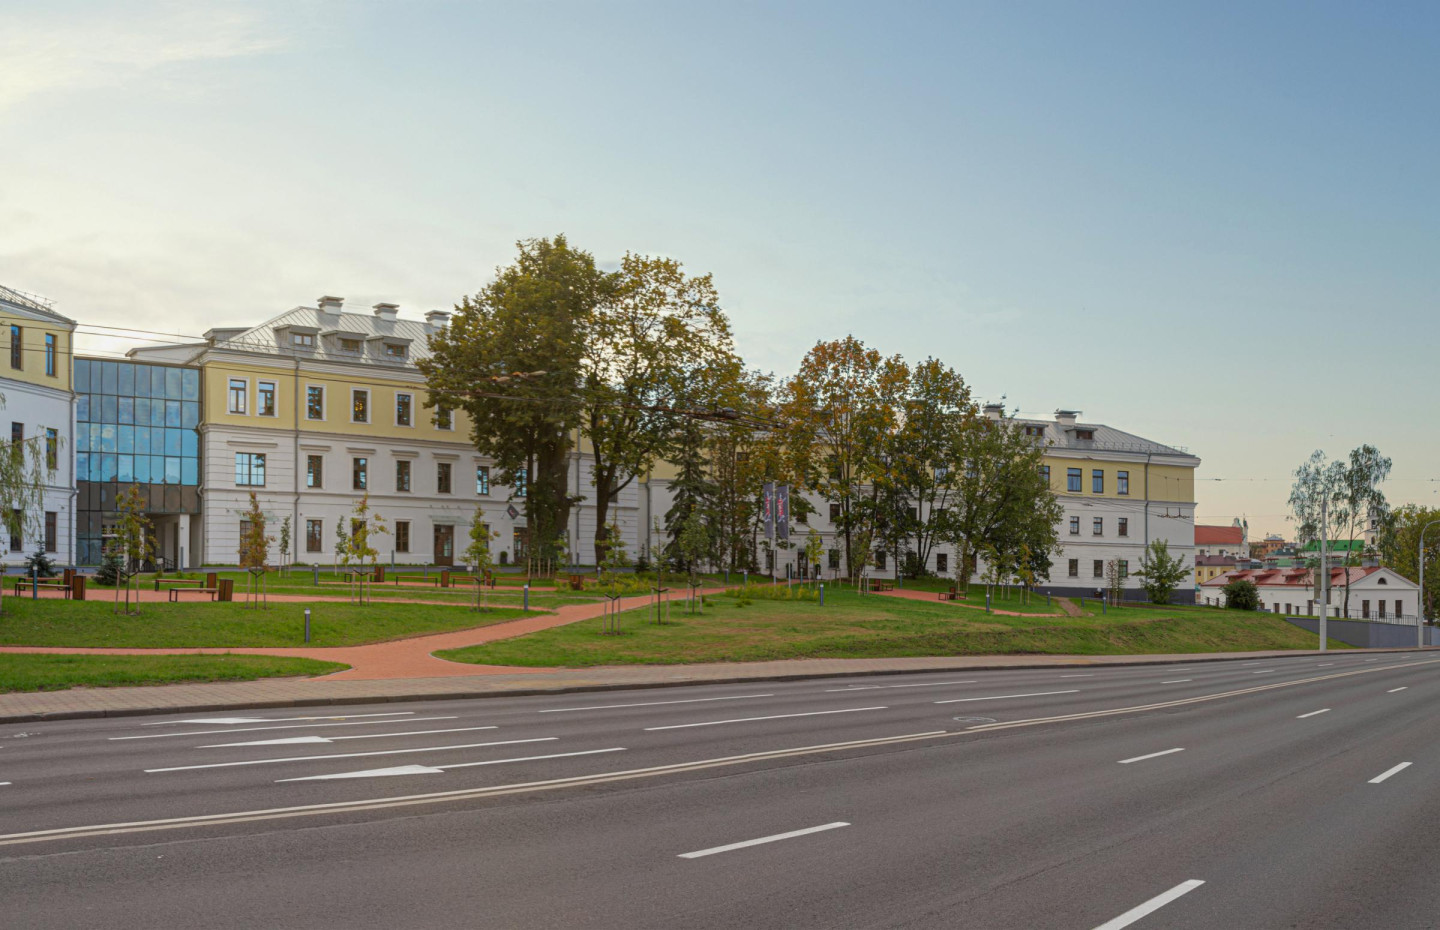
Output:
[{"xmin": 0, "ymin": 2, "xmax": 292, "ymax": 111}]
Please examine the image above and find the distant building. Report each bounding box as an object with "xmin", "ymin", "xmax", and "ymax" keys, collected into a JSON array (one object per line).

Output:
[
  {"xmin": 1200, "ymin": 566, "xmax": 1419, "ymax": 619},
  {"xmin": 1249, "ymin": 534, "xmax": 1285, "ymax": 561},
  {"xmin": 1195, "ymin": 523, "xmax": 1247, "ymax": 560},
  {"xmin": 1299, "ymin": 539, "xmax": 1367, "ymax": 567},
  {"xmin": 1194, "ymin": 554, "xmax": 1239, "ymax": 587}
]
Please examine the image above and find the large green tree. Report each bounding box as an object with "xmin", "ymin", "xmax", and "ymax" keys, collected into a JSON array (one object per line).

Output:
[
  {"xmin": 1379, "ymin": 504, "xmax": 1440, "ymax": 620},
  {"xmin": 421, "ymin": 235, "xmax": 601, "ymax": 569},
  {"xmin": 1288, "ymin": 445, "xmax": 1391, "ymax": 617}
]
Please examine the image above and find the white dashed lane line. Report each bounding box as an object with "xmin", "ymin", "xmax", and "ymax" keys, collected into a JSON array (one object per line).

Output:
[
  {"xmin": 1117, "ymin": 748, "xmax": 1184, "ymax": 765},
  {"xmin": 644, "ymin": 707, "xmax": 888, "ymax": 732},
  {"xmin": 934, "ymin": 690, "xmax": 1078, "ymax": 705},
  {"xmin": 1296, "ymin": 709, "xmax": 1330, "ymax": 719},
  {"xmin": 146, "ymin": 737, "xmax": 559, "ymax": 773},
  {"xmin": 1369, "ymin": 762, "xmax": 1412, "ymax": 784},
  {"xmin": 678, "ymin": 822, "xmax": 850, "ymax": 859},
  {"xmin": 1091, "ymin": 880, "xmax": 1205, "ymax": 930}
]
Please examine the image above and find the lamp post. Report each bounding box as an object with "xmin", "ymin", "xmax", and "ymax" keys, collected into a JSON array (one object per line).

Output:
[{"xmin": 1419, "ymin": 519, "xmax": 1440, "ymax": 648}]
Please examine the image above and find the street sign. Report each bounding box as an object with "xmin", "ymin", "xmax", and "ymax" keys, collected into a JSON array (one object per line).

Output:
[{"xmin": 506, "ymin": 504, "xmax": 519, "ymax": 520}]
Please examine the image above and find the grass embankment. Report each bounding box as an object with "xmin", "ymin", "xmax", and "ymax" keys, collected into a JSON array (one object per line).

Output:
[
  {"xmin": 439, "ymin": 587, "xmax": 1343, "ymax": 667},
  {"xmin": 0, "ymin": 599, "xmax": 532, "ymax": 649},
  {"xmin": 0, "ymin": 654, "xmax": 346, "ymax": 693}
]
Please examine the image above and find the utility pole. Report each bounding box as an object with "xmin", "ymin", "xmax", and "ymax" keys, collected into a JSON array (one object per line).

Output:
[{"xmin": 1319, "ymin": 499, "xmax": 1329, "ymax": 652}]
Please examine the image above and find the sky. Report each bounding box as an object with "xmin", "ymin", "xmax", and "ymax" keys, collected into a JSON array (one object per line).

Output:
[{"xmin": 2, "ymin": 0, "xmax": 1436, "ymax": 536}]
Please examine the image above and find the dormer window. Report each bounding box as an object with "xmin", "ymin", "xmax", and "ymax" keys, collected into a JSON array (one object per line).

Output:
[
  {"xmin": 384, "ymin": 343, "xmax": 407, "ymax": 359},
  {"xmin": 1074, "ymin": 429, "xmax": 1094, "ymax": 441},
  {"xmin": 292, "ymin": 332, "xmax": 315, "ymax": 348},
  {"xmin": 1023, "ymin": 425, "xmax": 1045, "ymax": 437},
  {"xmin": 340, "ymin": 338, "xmax": 362, "ymax": 353}
]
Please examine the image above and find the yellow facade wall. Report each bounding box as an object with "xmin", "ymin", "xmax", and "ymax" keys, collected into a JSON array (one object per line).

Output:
[
  {"xmin": 0, "ymin": 308, "xmax": 73, "ymax": 391},
  {"xmin": 1040, "ymin": 454, "xmax": 1195, "ymax": 503}
]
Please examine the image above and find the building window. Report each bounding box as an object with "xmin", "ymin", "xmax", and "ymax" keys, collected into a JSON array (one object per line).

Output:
[
  {"xmin": 306, "ymin": 386, "xmax": 324, "ymax": 420},
  {"xmin": 875, "ymin": 550, "xmax": 887, "ymax": 570},
  {"xmin": 352, "ymin": 389, "xmax": 369, "ymax": 423},
  {"xmin": 395, "ymin": 520, "xmax": 410, "ymax": 553},
  {"xmin": 1117, "ymin": 471, "xmax": 1129, "ymax": 495},
  {"xmin": 8, "ymin": 422, "xmax": 19, "ymax": 445},
  {"xmin": 352, "ymin": 457, "xmax": 367, "ymax": 490},
  {"xmin": 936, "ymin": 553, "xmax": 948, "ymax": 574},
  {"xmin": 1092, "ymin": 469, "xmax": 1104, "ymax": 494},
  {"xmin": 339, "ymin": 337, "xmax": 361, "ymax": 353},
  {"xmin": 1067, "ymin": 468, "xmax": 1081, "ymax": 492},
  {"xmin": 1119, "ymin": 560, "xmax": 1129, "ymax": 579},
  {"xmin": 44, "ymin": 333, "xmax": 55, "ymax": 376},
  {"xmin": 384, "ymin": 342, "xmax": 407, "ymax": 359},
  {"xmin": 306, "ymin": 455, "xmax": 323, "ymax": 489},
  {"xmin": 306, "ymin": 519, "xmax": 323, "ymax": 552},
  {"xmin": 435, "ymin": 406, "xmax": 452, "ymax": 430},
  {"xmin": 829, "ymin": 502, "xmax": 841, "ymax": 521},
  {"xmin": 228, "ymin": 378, "xmax": 247, "ymax": 414},
  {"xmin": 828, "ymin": 549, "xmax": 840, "ymax": 570},
  {"xmin": 9, "ymin": 326, "xmax": 20, "ymax": 370},
  {"xmin": 1093, "ymin": 517, "xmax": 1103, "ymax": 536},
  {"xmin": 437, "ymin": 461, "xmax": 452, "ymax": 494},
  {"xmin": 513, "ymin": 469, "xmax": 526, "ymax": 498},
  {"xmin": 292, "ymin": 332, "xmax": 315, "ymax": 348},
  {"xmin": 1075, "ymin": 429, "xmax": 1094, "ymax": 441},
  {"xmin": 476, "ymin": 465, "xmax": 490, "ymax": 495},
  {"xmin": 7, "ymin": 510, "xmax": 19, "ymax": 551},
  {"xmin": 257, "ymin": 381, "xmax": 276, "ymax": 417},
  {"xmin": 396, "ymin": 459, "xmax": 412, "ymax": 492},
  {"xmin": 1118, "ymin": 517, "xmax": 1128, "ymax": 537},
  {"xmin": 235, "ymin": 452, "xmax": 267, "ymax": 486},
  {"xmin": 1093, "ymin": 559, "xmax": 1104, "ymax": 578},
  {"xmin": 1396, "ymin": 600, "xmax": 1403, "ymax": 618},
  {"xmin": 1362, "ymin": 600, "xmax": 1370, "ymax": 619},
  {"xmin": 1068, "ymin": 558, "xmax": 1079, "ymax": 577},
  {"xmin": 395, "ymin": 393, "xmax": 412, "ymax": 427},
  {"xmin": 45, "ymin": 428, "xmax": 57, "ymax": 470},
  {"xmin": 1040, "ymin": 465, "xmax": 1050, "ymax": 484},
  {"xmin": 1069, "ymin": 516, "xmax": 1080, "ymax": 535},
  {"xmin": 44, "ymin": 511, "xmax": 57, "ymax": 553}
]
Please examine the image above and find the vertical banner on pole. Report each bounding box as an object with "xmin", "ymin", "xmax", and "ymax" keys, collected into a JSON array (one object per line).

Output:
[
  {"xmin": 776, "ymin": 485, "xmax": 791, "ymax": 543},
  {"xmin": 762, "ymin": 482, "xmax": 776, "ymax": 540}
]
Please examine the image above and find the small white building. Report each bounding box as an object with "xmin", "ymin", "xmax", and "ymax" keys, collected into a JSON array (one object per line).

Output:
[{"xmin": 1200, "ymin": 566, "xmax": 1421, "ymax": 620}]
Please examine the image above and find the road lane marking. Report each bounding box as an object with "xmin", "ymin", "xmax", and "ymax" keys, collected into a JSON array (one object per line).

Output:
[
  {"xmin": 141, "ymin": 713, "xmax": 415, "ymax": 727},
  {"xmin": 1388, "ymin": 687, "xmax": 1408, "ymax": 693},
  {"xmin": 826, "ymin": 680, "xmax": 976, "ymax": 692},
  {"xmin": 1060, "ymin": 674, "xmax": 1094, "ymax": 678},
  {"xmin": 1317, "ymin": 664, "xmax": 1334, "ymax": 667},
  {"xmin": 678, "ymin": 822, "xmax": 849, "ymax": 859},
  {"xmin": 0, "ymin": 730, "xmax": 946, "ymax": 847},
  {"xmin": 1366, "ymin": 659, "xmax": 1379, "ymax": 662},
  {"xmin": 277, "ymin": 748, "xmax": 628, "ymax": 781},
  {"xmin": 645, "ymin": 707, "xmax": 887, "ymax": 731},
  {"xmin": 1161, "ymin": 679, "xmax": 1192, "ymax": 684},
  {"xmin": 146, "ymin": 737, "xmax": 558, "ymax": 772},
  {"xmin": 0, "ymin": 782, "xmax": 10, "ymax": 787},
  {"xmin": 202, "ymin": 726, "xmax": 500, "ymax": 748},
  {"xmin": 1092, "ymin": 880, "xmax": 1205, "ymax": 930},
  {"xmin": 1251, "ymin": 669, "xmax": 1277, "ymax": 674},
  {"xmin": 1297, "ymin": 709, "xmax": 1331, "ymax": 718},
  {"xmin": 111, "ymin": 717, "xmax": 460, "ymax": 740},
  {"xmin": 1117, "ymin": 748, "xmax": 1184, "ymax": 764},
  {"xmin": 539, "ymin": 694, "xmax": 774, "ymax": 713},
  {"xmin": 1369, "ymin": 762, "xmax": 1412, "ymax": 784},
  {"xmin": 935, "ymin": 690, "xmax": 1078, "ymax": 705}
]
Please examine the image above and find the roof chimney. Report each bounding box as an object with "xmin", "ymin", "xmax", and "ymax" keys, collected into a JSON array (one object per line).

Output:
[
  {"xmin": 982, "ymin": 403, "xmax": 1005, "ymax": 421},
  {"xmin": 1054, "ymin": 409, "xmax": 1080, "ymax": 427},
  {"xmin": 318, "ymin": 295, "xmax": 344, "ymax": 312},
  {"xmin": 373, "ymin": 302, "xmax": 399, "ymax": 323},
  {"xmin": 424, "ymin": 309, "xmax": 451, "ymax": 329}
]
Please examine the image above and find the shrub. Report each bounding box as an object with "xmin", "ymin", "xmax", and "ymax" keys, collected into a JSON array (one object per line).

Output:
[
  {"xmin": 22, "ymin": 547, "xmax": 58, "ymax": 578},
  {"xmin": 1223, "ymin": 578, "xmax": 1260, "ymax": 611},
  {"xmin": 95, "ymin": 551, "xmax": 123, "ymax": 586}
]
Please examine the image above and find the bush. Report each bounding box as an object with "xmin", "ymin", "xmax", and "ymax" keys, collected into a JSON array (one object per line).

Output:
[
  {"xmin": 95, "ymin": 551, "xmax": 123, "ymax": 586},
  {"xmin": 1223, "ymin": 578, "xmax": 1260, "ymax": 611},
  {"xmin": 23, "ymin": 548, "xmax": 58, "ymax": 578},
  {"xmin": 723, "ymin": 583, "xmax": 818, "ymax": 602}
]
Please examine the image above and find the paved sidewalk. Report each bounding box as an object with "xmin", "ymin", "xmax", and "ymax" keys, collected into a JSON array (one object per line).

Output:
[{"xmin": 2, "ymin": 646, "xmax": 1432, "ymax": 723}]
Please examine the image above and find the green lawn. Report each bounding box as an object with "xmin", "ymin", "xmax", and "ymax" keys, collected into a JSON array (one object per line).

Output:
[
  {"xmin": 0, "ymin": 653, "xmax": 346, "ymax": 693},
  {"xmin": 0, "ymin": 598, "xmax": 533, "ymax": 649},
  {"xmin": 439, "ymin": 587, "xmax": 1344, "ymax": 667}
]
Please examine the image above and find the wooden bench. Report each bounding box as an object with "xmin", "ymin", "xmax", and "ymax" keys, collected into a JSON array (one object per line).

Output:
[
  {"xmin": 168, "ymin": 587, "xmax": 218, "ymax": 602},
  {"xmin": 390, "ymin": 574, "xmax": 439, "ymax": 586},
  {"xmin": 871, "ymin": 580, "xmax": 895, "ymax": 592},
  {"xmin": 155, "ymin": 577, "xmax": 204, "ymax": 592},
  {"xmin": 12, "ymin": 578, "xmax": 71, "ymax": 598}
]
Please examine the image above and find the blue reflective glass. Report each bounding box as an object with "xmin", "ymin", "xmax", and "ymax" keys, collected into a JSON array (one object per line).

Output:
[
  {"xmin": 117, "ymin": 426, "xmax": 134, "ymax": 454},
  {"xmin": 182, "ymin": 369, "xmax": 199, "ymax": 400},
  {"xmin": 90, "ymin": 424, "xmax": 102, "ymax": 452},
  {"xmin": 165, "ymin": 368, "xmax": 181, "ymax": 399},
  {"xmin": 75, "ymin": 452, "xmax": 89, "ymax": 481},
  {"xmin": 134, "ymin": 426, "xmax": 150, "ymax": 452},
  {"xmin": 134, "ymin": 365, "xmax": 151, "ymax": 397},
  {"xmin": 117, "ymin": 455, "xmax": 133, "ymax": 483},
  {"xmin": 74, "ymin": 361, "xmax": 91, "ymax": 393},
  {"xmin": 165, "ymin": 457, "xmax": 180, "ymax": 484},
  {"xmin": 100, "ymin": 395, "xmax": 117, "ymax": 423},
  {"xmin": 134, "ymin": 455, "xmax": 150, "ymax": 483},
  {"xmin": 135, "ymin": 398, "xmax": 150, "ymax": 425},
  {"xmin": 150, "ymin": 400, "xmax": 165, "ymax": 426},
  {"xmin": 181, "ymin": 402, "xmax": 198, "ymax": 429},
  {"xmin": 76, "ymin": 395, "xmax": 90, "ymax": 422},
  {"xmin": 165, "ymin": 400, "xmax": 180, "ymax": 427},
  {"xmin": 99, "ymin": 424, "xmax": 117, "ymax": 453},
  {"xmin": 150, "ymin": 428, "xmax": 165, "ymax": 455},
  {"xmin": 101, "ymin": 454, "xmax": 117, "ymax": 481},
  {"xmin": 181, "ymin": 431, "xmax": 197, "ymax": 457},
  {"xmin": 165, "ymin": 428, "xmax": 182, "ymax": 457},
  {"xmin": 117, "ymin": 364, "xmax": 134, "ymax": 395},
  {"xmin": 75, "ymin": 427, "xmax": 89, "ymax": 453},
  {"xmin": 181, "ymin": 459, "xmax": 197, "ymax": 485},
  {"xmin": 101, "ymin": 361, "xmax": 118, "ymax": 395},
  {"xmin": 117, "ymin": 397, "xmax": 134, "ymax": 425}
]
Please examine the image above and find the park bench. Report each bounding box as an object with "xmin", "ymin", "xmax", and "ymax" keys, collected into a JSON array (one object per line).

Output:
[
  {"xmin": 871, "ymin": 580, "xmax": 895, "ymax": 592},
  {"xmin": 390, "ymin": 573, "xmax": 439, "ymax": 586},
  {"xmin": 155, "ymin": 577, "xmax": 204, "ymax": 592},
  {"xmin": 12, "ymin": 578, "xmax": 71, "ymax": 598},
  {"xmin": 168, "ymin": 586, "xmax": 218, "ymax": 602}
]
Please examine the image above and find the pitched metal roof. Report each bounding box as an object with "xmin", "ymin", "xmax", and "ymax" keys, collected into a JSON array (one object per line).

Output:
[
  {"xmin": 205, "ymin": 303, "xmax": 438, "ymax": 366},
  {"xmin": 0, "ymin": 284, "xmax": 76, "ymax": 325}
]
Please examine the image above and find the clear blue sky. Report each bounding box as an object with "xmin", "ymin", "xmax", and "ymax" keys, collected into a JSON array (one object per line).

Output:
[{"xmin": 3, "ymin": 1, "xmax": 1436, "ymax": 534}]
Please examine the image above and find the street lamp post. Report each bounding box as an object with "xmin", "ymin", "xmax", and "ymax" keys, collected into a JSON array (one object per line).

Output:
[{"xmin": 1419, "ymin": 519, "xmax": 1440, "ymax": 648}]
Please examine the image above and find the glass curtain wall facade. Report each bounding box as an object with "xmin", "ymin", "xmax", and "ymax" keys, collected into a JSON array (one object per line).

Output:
[{"xmin": 74, "ymin": 359, "xmax": 201, "ymax": 565}]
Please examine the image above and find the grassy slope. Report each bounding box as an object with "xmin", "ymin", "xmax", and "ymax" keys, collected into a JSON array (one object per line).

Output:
[
  {"xmin": 0, "ymin": 653, "xmax": 346, "ymax": 693},
  {"xmin": 440, "ymin": 588, "xmax": 1344, "ymax": 667},
  {"xmin": 0, "ymin": 599, "xmax": 532, "ymax": 648}
]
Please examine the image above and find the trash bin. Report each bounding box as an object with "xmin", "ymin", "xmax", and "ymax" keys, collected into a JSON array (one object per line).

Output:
[{"xmin": 217, "ymin": 578, "xmax": 234, "ymax": 602}]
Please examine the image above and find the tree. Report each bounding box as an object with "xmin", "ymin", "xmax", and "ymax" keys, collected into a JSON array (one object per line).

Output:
[
  {"xmin": 112, "ymin": 483, "xmax": 153, "ymax": 615},
  {"xmin": 0, "ymin": 394, "xmax": 58, "ymax": 614},
  {"xmin": 237, "ymin": 492, "xmax": 273, "ymax": 609},
  {"xmin": 345, "ymin": 494, "xmax": 387, "ymax": 605},
  {"xmin": 803, "ymin": 527, "xmax": 824, "ymax": 583},
  {"xmin": 334, "ymin": 517, "xmax": 349, "ymax": 572},
  {"xmin": 778, "ymin": 337, "xmax": 908, "ymax": 579},
  {"xmin": 463, "ymin": 509, "xmax": 497, "ymax": 611},
  {"xmin": 277, "ymin": 515, "xmax": 292, "ymax": 576},
  {"xmin": 421, "ymin": 235, "xmax": 599, "ymax": 571},
  {"xmin": 580, "ymin": 252, "xmax": 739, "ymax": 567},
  {"xmin": 598, "ymin": 520, "xmax": 630, "ymax": 583},
  {"xmin": 1379, "ymin": 504, "xmax": 1440, "ymax": 621},
  {"xmin": 1223, "ymin": 577, "xmax": 1260, "ymax": 611},
  {"xmin": 1289, "ymin": 445, "xmax": 1391, "ymax": 618},
  {"xmin": 1134, "ymin": 539, "xmax": 1189, "ymax": 605},
  {"xmin": 663, "ymin": 420, "xmax": 717, "ymax": 570},
  {"xmin": 677, "ymin": 509, "xmax": 709, "ymax": 612},
  {"xmin": 23, "ymin": 547, "xmax": 57, "ymax": 579},
  {"xmin": 1104, "ymin": 559, "xmax": 1125, "ymax": 606}
]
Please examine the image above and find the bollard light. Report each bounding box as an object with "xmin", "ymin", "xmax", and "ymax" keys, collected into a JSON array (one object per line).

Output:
[
  {"xmin": 523, "ymin": 583, "xmax": 529, "ymax": 611},
  {"xmin": 819, "ymin": 583, "xmax": 825, "ymax": 606},
  {"xmin": 304, "ymin": 607, "xmax": 311, "ymax": 643}
]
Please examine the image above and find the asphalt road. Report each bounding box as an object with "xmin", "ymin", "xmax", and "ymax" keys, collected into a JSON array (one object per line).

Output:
[{"xmin": 2, "ymin": 650, "xmax": 1437, "ymax": 929}]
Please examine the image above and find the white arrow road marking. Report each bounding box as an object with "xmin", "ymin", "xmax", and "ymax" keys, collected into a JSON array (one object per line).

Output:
[
  {"xmin": 935, "ymin": 690, "xmax": 1078, "ymax": 704},
  {"xmin": 277, "ymin": 747, "xmax": 627, "ymax": 782},
  {"xmin": 644, "ymin": 707, "xmax": 887, "ymax": 732},
  {"xmin": 146, "ymin": 737, "xmax": 557, "ymax": 773},
  {"xmin": 1092, "ymin": 880, "xmax": 1205, "ymax": 930},
  {"xmin": 201, "ymin": 726, "xmax": 499, "ymax": 748},
  {"xmin": 678, "ymin": 822, "xmax": 849, "ymax": 859},
  {"xmin": 112, "ymin": 717, "xmax": 458, "ymax": 741},
  {"xmin": 538, "ymin": 694, "xmax": 774, "ymax": 713},
  {"xmin": 142, "ymin": 712, "xmax": 415, "ymax": 727},
  {"xmin": 1118, "ymin": 748, "xmax": 1185, "ymax": 764}
]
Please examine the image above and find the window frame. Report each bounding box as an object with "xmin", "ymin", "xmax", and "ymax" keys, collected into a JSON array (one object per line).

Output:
[
  {"xmin": 291, "ymin": 332, "xmax": 315, "ymax": 349},
  {"xmin": 306, "ymin": 454, "xmax": 323, "ymax": 489},
  {"xmin": 1118, "ymin": 517, "xmax": 1128, "ymax": 537},
  {"xmin": 435, "ymin": 406, "xmax": 453, "ymax": 431},
  {"xmin": 305, "ymin": 385, "xmax": 325, "ymax": 421},
  {"xmin": 1092, "ymin": 469, "xmax": 1104, "ymax": 494},
  {"xmin": 1068, "ymin": 558, "xmax": 1079, "ymax": 577},
  {"xmin": 44, "ymin": 511, "xmax": 57, "ymax": 553},
  {"xmin": 234, "ymin": 451, "xmax": 267, "ymax": 487},
  {"xmin": 228, "ymin": 378, "xmax": 248, "ymax": 415},
  {"xmin": 1069, "ymin": 516, "xmax": 1080, "ymax": 535},
  {"xmin": 257, "ymin": 380, "xmax": 277, "ymax": 417},
  {"xmin": 45, "ymin": 428, "xmax": 57, "ymax": 470},
  {"xmin": 1093, "ymin": 559, "xmax": 1104, "ymax": 578},
  {"xmin": 1093, "ymin": 517, "xmax": 1103, "ymax": 536},
  {"xmin": 305, "ymin": 519, "xmax": 323, "ymax": 552},
  {"xmin": 437, "ymin": 461, "xmax": 453, "ymax": 494},
  {"xmin": 9, "ymin": 325, "xmax": 21, "ymax": 370},
  {"xmin": 1117, "ymin": 470, "xmax": 1130, "ymax": 495},
  {"xmin": 352, "ymin": 456, "xmax": 368, "ymax": 491},
  {"xmin": 395, "ymin": 520, "xmax": 411, "ymax": 553},
  {"xmin": 476, "ymin": 465, "xmax": 490, "ymax": 496},
  {"xmin": 396, "ymin": 458, "xmax": 412, "ymax": 492},
  {"xmin": 44, "ymin": 333, "xmax": 55, "ymax": 377},
  {"xmin": 351, "ymin": 389, "xmax": 370, "ymax": 424},
  {"xmin": 395, "ymin": 392, "xmax": 413, "ymax": 427},
  {"xmin": 1066, "ymin": 468, "xmax": 1081, "ymax": 492}
]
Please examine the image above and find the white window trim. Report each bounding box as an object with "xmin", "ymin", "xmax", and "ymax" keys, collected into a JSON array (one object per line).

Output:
[
  {"xmin": 395, "ymin": 392, "xmax": 414, "ymax": 428},
  {"xmin": 257, "ymin": 380, "xmax": 278, "ymax": 417},
  {"xmin": 305, "ymin": 384, "xmax": 326, "ymax": 421},
  {"xmin": 351, "ymin": 388, "xmax": 370, "ymax": 424},
  {"xmin": 228, "ymin": 377, "xmax": 249, "ymax": 416},
  {"xmin": 434, "ymin": 405, "xmax": 454, "ymax": 431}
]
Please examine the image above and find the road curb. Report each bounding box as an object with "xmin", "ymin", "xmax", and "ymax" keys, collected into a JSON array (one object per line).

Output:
[{"xmin": 3, "ymin": 645, "xmax": 1434, "ymax": 724}]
